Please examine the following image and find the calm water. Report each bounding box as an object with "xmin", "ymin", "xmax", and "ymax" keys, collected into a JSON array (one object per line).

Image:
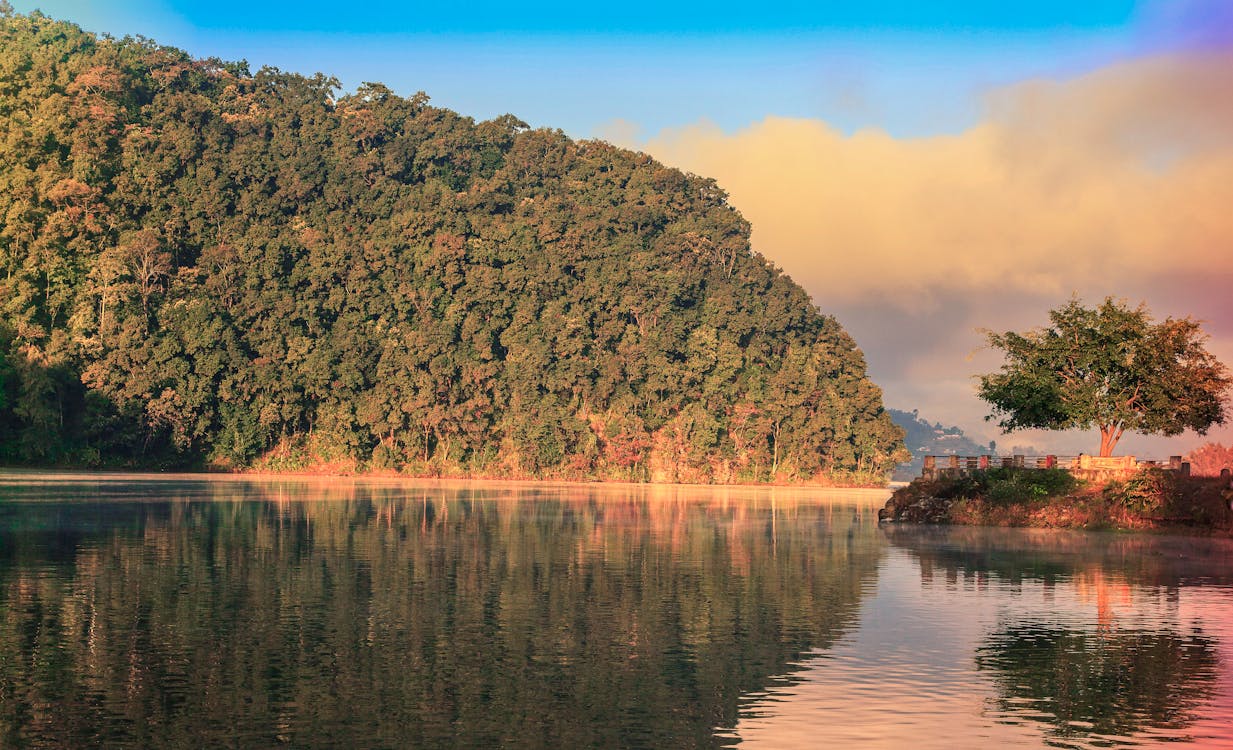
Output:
[{"xmin": 1, "ymin": 475, "xmax": 1231, "ymax": 749}]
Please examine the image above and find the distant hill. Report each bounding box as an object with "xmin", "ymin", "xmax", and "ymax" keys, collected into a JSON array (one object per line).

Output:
[
  {"xmin": 888, "ymin": 409, "xmax": 994, "ymax": 481},
  {"xmin": 0, "ymin": 10, "xmax": 906, "ymax": 481}
]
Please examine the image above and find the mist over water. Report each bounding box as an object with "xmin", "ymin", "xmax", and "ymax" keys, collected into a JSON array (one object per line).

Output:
[{"xmin": 1, "ymin": 476, "xmax": 1230, "ymax": 748}]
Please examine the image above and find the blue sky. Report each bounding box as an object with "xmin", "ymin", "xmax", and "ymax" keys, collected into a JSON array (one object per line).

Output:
[
  {"xmin": 15, "ymin": 0, "xmax": 1148, "ymax": 34},
  {"xmin": 11, "ymin": 1, "xmax": 1224, "ymax": 137}
]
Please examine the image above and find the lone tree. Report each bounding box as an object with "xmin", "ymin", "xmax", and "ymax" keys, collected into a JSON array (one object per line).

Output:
[{"xmin": 977, "ymin": 297, "xmax": 1231, "ymax": 456}]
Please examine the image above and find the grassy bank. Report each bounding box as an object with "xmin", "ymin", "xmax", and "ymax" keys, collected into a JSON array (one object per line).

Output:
[{"xmin": 880, "ymin": 468, "xmax": 1233, "ymax": 535}]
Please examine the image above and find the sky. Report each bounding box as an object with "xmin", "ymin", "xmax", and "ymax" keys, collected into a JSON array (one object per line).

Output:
[{"xmin": 11, "ymin": 0, "xmax": 1233, "ymax": 456}]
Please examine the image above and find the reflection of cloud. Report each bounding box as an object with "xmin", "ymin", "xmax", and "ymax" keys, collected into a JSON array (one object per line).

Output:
[{"xmin": 633, "ymin": 52, "xmax": 1233, "ymax": 451}]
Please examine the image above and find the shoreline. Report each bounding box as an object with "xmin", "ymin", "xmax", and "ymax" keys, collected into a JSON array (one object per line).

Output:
[
  {"xmin": 879, "ymin": 469, "xmax": 1233, "ymax": 537},
  {"xmin": 0, "ymin": 467, "xmax": 893, "ymax": 498}
]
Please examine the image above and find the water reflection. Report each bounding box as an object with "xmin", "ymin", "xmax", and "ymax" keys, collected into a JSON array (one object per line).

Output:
[
  {"xmin": 887, "ymin": 527, "xmax": 1233, "ymax": 748},
  {"xmin": 731, "ymin": 526, "xmax": 1233, "ymax": 749},
  {"xmin": 882, "ymin": 525, "xmax": 1233, "ymax": 590},
  {"xmin": 0, "ymin": 477, "xmax": 885, "ymax": 748},
  {"xmin": 976, "ymin": 624, "xmax": 1219, "ymax": 746}
]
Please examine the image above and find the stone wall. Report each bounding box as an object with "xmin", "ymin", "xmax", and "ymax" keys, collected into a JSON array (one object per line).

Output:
[{"xmin": 921, "ymin": 454, "xmax": 1189, "ymax": 482}]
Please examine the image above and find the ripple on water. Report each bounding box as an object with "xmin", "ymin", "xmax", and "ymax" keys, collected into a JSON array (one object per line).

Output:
[
  {"xmin": 727, "ymin": 534, "xmax": 1233, "ymax": 750},
  {"xmin": 2, "ymin": 479, "xmax": 1232, "ymax": 748}
]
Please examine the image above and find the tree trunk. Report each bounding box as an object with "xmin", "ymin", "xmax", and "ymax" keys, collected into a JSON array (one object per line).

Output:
[
  {"xmin": 771, "ymin": 422, "xmax": 781, "ymax": 478},
  {"xmin": 1098, "ymin": 424, "xmax": 1123, "ymax": 456}
]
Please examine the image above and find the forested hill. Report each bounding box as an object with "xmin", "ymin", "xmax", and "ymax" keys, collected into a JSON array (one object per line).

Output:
[
  {"xmin": 888, "ymin": 409, "xmax": 996, "ymax": 481},
  {"xmin": 0, "ymin": 10, "xmax": 906, "ymax": 481}
]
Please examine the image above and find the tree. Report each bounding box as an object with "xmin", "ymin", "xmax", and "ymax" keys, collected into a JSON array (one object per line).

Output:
[
  {"xmin": 1184, "ymin": 442, "xmax": 1233, "ymax": 477},
  {"xmin": 977, "ymin": 297, "xmax": 1231, "ymax": 456}
]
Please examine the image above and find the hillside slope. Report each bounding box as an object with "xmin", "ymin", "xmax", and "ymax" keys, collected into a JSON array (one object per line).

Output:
[
  {"xmin": 0, "ymin": 10, "xmax": 905, "ymax": 481},
  {"xmin": 888, "ymin": 409, "xmax": 995, "ymax": 481}
]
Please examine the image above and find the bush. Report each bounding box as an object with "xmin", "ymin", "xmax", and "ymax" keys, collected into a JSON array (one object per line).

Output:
[
  {"xmin": 369, "ymin": 442, "xmax": 402, "ymax": 471},
  {"xmin": 933, "ymin": 473, "xmax": 986, "ymax": 500},
  {"xmin": 1106, "ymin": 469, "xmax": 1178, "ymax": 514},
  {"xmin": 984, "ymin": 468, "xmax": 1079, "ymax": 504},
  {"xmin": 933, "ymin": 468, "xmax": 1079, "ymax": 505}
]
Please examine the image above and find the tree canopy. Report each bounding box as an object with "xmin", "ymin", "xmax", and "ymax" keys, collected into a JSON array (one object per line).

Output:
[
  {"xmin": 977, "ymin": 297, "xmax": 1230, "ymax": 456},
  {"xmin": 0, "ymin": 10, "xmax": 905, "ymax": 481},
  {"xmin": 1184, "ymin": 442, "xmax": 1233, "ymax": 477}
]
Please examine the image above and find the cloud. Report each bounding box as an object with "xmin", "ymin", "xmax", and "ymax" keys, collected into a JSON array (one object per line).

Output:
[
  {"xmin": 591, "ymin": 118, "xmax": 644, "ymax": 148},
  {"xmin": 628, "ymin": 51, "xmax": 1233, "ymax": 452},
  {"xmin": 638, "ymin": 52, "xmax": 1233, "ymax": 308}
]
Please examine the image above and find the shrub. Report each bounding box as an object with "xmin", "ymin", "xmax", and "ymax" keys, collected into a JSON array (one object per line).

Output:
[
  {"xmin": 933, "ymin": 473, "xmax": 987, "ymax": 500},
  {"xmin": 929, "ymin": 468, "xmax": 1078, "ymax": 505},
  {"xmin": 983, "ymin": 468, "xmax": 1078, "ymax": 505},
  {"xmin": 1106, "ymin": 469, "xmax": 1177, "ymax": 514}
]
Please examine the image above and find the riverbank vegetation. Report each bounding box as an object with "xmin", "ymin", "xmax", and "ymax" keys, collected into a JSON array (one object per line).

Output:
[
  {"xmin": 880, "ymin": 468, "xmax": 1233, "ymax": 535},
  {"xmin": 0, "ymin": 9, "xmax": 905, "ymax": 483}
]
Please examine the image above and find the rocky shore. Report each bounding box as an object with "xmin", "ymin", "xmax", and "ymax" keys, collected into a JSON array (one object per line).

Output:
[{"xmin": 879, "ymin": 468, "xmax": 1233, "ymax": 535}]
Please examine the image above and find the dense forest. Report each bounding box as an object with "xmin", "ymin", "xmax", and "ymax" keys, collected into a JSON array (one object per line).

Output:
[{"xmin": 0, "ymin": 8, "xmax": 905, "ymax": 481}]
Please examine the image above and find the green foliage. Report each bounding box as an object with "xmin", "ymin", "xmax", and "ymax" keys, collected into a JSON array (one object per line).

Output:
[
  {"xmin": 935, "ymin": 468, "xmax": 1079, "ymax": 505},
  {"xmin": 1105, "ymin": 469, "xmax": 1178, "ymax": 514},
  {"xmin": 0, "ymin": 345, "xmax": 14, "ymax": 458},
  {"xmin": 0, "ymin": 10, "xmax": 906, "ymax": 480},
  {"xmin": 985, "ymin": 468, "xmax": 1078, "ymax": 504},
  {"xmin": 978, "ymin": 297, "xmax": 1231, "ymax": 456}
]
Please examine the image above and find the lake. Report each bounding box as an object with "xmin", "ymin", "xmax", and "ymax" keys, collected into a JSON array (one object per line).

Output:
[{"xmin": 1, "ymin": 474, "xmax": 1231, "ymax": 748}]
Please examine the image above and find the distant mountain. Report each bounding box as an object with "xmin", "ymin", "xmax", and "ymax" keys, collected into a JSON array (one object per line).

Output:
[{"xmin": 888, "ymin": 409, "xmax": 994, "ymax": 481}]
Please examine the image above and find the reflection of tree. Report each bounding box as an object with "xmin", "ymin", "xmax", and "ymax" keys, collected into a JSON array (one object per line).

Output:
[
  {"xmin": 886, "ymin": 524, "xmax": 1228, "ymax": 744},
  {"xmin": 976, "ymin": 624, "xmax": 1220, "ymax": 742},
  {"xmin": 0, "ymin": 482, "xmax": 884, "ymax": 748},
  {"xmin": 882, "ymin": 525, "xmax": 1233, "ymax": 590}
]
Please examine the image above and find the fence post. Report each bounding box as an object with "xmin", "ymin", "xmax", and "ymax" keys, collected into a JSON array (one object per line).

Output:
[
  {"xmin": 923, "ymin": 455, "xmax": 936, "ymax": 479},
  {"xmin": 1013, "ymin": 455, "xmax": 1024, "ymax": 468}
]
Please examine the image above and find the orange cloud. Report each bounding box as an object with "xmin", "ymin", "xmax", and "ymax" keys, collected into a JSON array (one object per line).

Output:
[
  {"xmin": 620, "ymin": 52, "xmax": 1233, "ymax": 452},
  {"xmin": 634, "ymin": 52, "xmax": 1233, "ymax": 309}
]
